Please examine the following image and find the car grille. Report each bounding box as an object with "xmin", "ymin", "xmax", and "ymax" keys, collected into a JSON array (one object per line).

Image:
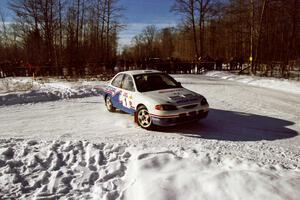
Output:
[
  {"xmin": 160, "ymin": 110, "xmax": 208, "ymax": 124},
  {"xmin": 179, "ymin": 111, "xmax": 197, "ymax": 117},
  {"xmin": 175, "ymin": 111, "xmax": 202, "ymax": 122}
]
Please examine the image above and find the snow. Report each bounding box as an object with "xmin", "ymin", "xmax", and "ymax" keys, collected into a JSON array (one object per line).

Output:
[
  {"xmin": 126, "ymin": 150, "xmax": 300, "ymax": 200},
  {"xmin": 205, "ymin": 71, "xmax": 300, "ymax": 95},
  {"xmin": 0, "ymin": 139, "xmax": 130, "ymax": 199},
  {"xmin": 0, "ymin": 77, "xmax": 105, "ymax": 106},
  {"xmin": 0, "ymin": 73, "xmax": 300, "ymax": 199},
  {"xmin": 1, "ymin": 139, "xmax": 299, "ymax": 200}
]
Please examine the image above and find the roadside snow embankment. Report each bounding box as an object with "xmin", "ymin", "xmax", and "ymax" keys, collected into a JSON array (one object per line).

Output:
[
  {"xmin": 1, "ymin": 139, "xmax": 299, "ymax": 200},
  {"xmin": 0, "ymin": 78, "xmax": 105, "ymax": 106},
  {"xmin": 205, "ymin": 71, "xmax": 300, "ymax": 95}
]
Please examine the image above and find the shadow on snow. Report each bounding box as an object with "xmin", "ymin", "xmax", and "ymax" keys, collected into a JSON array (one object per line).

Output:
[{"xmin": 160, "ymin": 108, "xmax": 298, "ymax": 141}]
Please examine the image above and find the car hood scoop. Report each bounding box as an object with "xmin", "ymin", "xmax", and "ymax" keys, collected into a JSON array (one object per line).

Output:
[
  {"xmin": 144, "ymin": 88, "xmax": 202, "ymax": 105},
  {"xmin": 168, "ymin": 93, "xmax": 195, "ymax": 100}
]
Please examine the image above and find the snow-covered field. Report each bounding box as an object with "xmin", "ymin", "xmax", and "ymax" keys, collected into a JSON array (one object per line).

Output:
[{"xmin": 0, "ymin": 72, "xmax": 300, "ymax": 200}]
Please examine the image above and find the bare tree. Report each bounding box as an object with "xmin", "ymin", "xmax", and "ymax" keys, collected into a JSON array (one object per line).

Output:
[
  {"xmin": 10, "ymin": 0, "xmax": 44, "ymax": 65},
  {"xmin": 196, "ymin": 0, "xmax": 211, "ymax": 58},
  {"xmin": 160, "ymin": 27, "xmax": 175, "ymax": 59},
  {"xmin": 172, "ymin": 0, "xmax": 199, "ymax": 59},
  {"xmin": 0, "ymin": 9, "xmax": 8, "ymax": 46},
  {"xmin": 104, "ymin": 0, "xmax": 123, "ymax": 63},
  {"xmin": 0, "ymin": 9, "xmax": 7, "ymax": 61}
]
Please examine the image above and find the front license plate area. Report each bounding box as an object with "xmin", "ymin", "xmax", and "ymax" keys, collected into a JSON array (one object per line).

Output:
[{"xmin": 188, "ymin": 111, "xmax": 197, "ymax": 116}]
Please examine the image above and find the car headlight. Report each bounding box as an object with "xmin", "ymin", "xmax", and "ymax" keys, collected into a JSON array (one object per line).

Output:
[
  {"xmin": 201, "ymin": 98, "xmax": 208, "ymax": 105},
  {"xmin": 155, "ymin": 104, "xmax": 178, "ymax": 111}
]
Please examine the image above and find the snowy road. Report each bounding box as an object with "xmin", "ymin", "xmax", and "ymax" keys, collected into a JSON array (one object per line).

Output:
[
  {"xmin": 0, "ymin": 74, "xmax": 300, "ymax": 200},
  {"xmin": 1, "ymin": 75, "xmax": 299, "ymax": 146}
]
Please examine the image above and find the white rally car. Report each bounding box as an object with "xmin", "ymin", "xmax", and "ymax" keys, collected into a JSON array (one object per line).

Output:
[{"xmin": 103, "ymin": 70, "xmax": 209, "ymax": 129}]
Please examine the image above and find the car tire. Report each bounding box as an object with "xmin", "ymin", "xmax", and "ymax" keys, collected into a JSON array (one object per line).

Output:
[
  {"xmin": 137, "ymin": 106, "xmax": 154, "ymax": 130},
  {"xmin": 105, "ymin": 95, "xmax": 116, "ymax": 112}
]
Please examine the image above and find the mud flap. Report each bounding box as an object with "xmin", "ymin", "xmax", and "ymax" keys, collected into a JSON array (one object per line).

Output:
[{"xmin": 134, "ymin": 112, "xmax": 138, "ymax": 124}]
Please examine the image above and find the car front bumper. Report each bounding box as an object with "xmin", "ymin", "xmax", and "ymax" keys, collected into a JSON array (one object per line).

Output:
[{"xmin": 151, "ymin": 109, "xmax": 209, "ymax": 126}]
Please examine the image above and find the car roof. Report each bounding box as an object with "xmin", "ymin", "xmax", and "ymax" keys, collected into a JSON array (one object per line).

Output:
[{"xmin": 119, "ymin": 70, "xmax": 162, "ymax": 76}]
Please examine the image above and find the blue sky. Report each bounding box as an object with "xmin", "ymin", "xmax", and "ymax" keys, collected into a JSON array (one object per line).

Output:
[
  {"xmin": 0, "ymin": 0, "xmax": 179, "ymax": 47},
  {"xmin": 119, "ymin": 0, "xmax": 179, "ymax": 47}
]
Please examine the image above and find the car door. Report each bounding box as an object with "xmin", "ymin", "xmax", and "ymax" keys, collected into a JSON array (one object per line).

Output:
[
  {"xmin": 119, "ymin": 74, "xmax": 136, "ymax": 114},
  {"xmin": 110, "ymin": 73, "xmax": 124, "ymax": 108}
]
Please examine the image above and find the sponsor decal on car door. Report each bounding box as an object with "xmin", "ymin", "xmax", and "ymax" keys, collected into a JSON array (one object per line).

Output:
[
  {"xmin": 108, "ymin": 73, "xmax": 124, "ymax": 107},
  {"xmin": 118, "ymin": 74, "xmax": 135, "ymax": 114}
]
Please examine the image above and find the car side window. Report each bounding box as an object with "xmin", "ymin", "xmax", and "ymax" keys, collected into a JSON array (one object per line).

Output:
[
  {"xmin": 111, "ymin": 74, "xmax": 124, "ymax": 88},
  {"xmin": 122, "ymin": 74, "xmax": 135, "ymax": 92}
]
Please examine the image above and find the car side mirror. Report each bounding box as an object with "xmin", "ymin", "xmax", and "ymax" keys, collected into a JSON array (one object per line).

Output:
[{"xmin": 177, "ymin": 82, "xmax": 182, "ymax": 87}]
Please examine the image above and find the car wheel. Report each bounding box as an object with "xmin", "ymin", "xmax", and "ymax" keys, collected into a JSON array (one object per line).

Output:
[
  {"xmin": 137, "ymin": 106, "xmax": 154, "ymax": 130},
  {"xmin": 105, "ymin": 95, "xmax": 116, "ymax": 112}
]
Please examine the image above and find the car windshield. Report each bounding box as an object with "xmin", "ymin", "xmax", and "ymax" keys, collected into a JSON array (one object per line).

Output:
[{"xmin": 133, "ymin": 73, "xmax": 182, "ymax": 92}]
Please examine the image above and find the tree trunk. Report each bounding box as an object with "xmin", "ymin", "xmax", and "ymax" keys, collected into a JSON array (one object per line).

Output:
[
  {"xmin": 255, "ymin": 0, "xmax": 268, "ymax": 64},
  {"xmin": 58, "ymin": 0, "xmax": 63, "ymax": 74},
  {"xmin": 198, "ymin": 0, "xmax": 206, "ymax": 58},
  {"xmin": 106, "ymin": 0, "xmax": 111, "ymax": 63},
  {"xmin": 250, "ymin": 0, "xmax": 254, "ymax": 74},
  {"xmin": 191, "ymin": 0, "xmax": 199, "ymax": 59},
  {"xmin": 76, "ymin": 0, "xmax": 80, "ymax": 57}
]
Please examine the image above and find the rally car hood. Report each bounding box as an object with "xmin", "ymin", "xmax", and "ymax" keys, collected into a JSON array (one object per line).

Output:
[{"xmin": 142, "ymin": 87, "xmax": 203, "ymax": 106}]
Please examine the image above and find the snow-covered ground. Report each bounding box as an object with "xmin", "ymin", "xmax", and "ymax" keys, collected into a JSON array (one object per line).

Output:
[
  {"xmin": 205, "ymin": 71, "xmax": 300, "ymax": 95},
  {"xmin": 0, "ymin": 73, "xmax": 300, "ymax": 200},
  {"xmin": 0, "ymin": 77, "xmax": 104, "ymax": 106}
]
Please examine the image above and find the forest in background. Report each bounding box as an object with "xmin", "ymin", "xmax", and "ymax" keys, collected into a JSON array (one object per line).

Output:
[
  {"xmin": 0, "ymin": 0, "xmax": 299, "ymax": 77},
  {"xmin": 123, "ymin": 0, "xmax": 300, "ymax": 75},
  {"xmin": 0, "ymin": 0, "xmax": 123, "ymax": 74}
]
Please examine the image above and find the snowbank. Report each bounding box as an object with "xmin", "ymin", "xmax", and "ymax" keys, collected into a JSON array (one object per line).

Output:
[
  {"xmin": 0, "ymin": 139, "xmax": 299, "ymax": 200},
  {"xmin": 0, "ymin": 78, "xmax": 105, "ymax": 106},
  {"xmin": 126, "ymin": 151, "xmax": 300, "ymax": 200},
  {"xmin": 205, "ymin": 71, "xmax": 300, "ymax": 95}
]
